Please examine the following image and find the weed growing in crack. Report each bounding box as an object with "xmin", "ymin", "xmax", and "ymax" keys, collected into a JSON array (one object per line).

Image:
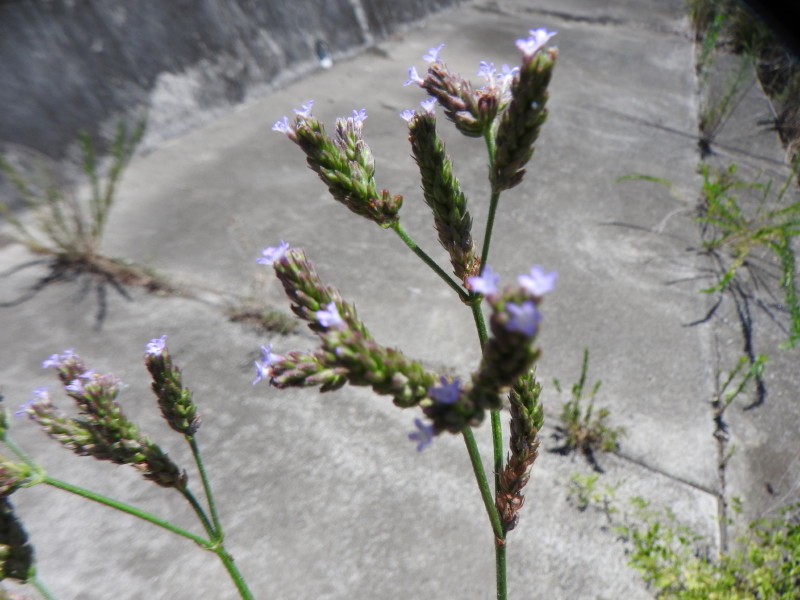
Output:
[
  {"xmin": 688, "ymin": 0, "xmax": 800, "ymax": 159},
  {"xmin": 0, "ymin": 117, "xmax": 175, "ymax": 295},
  {"xmin": 1, "ymin": 119, "xmax": 144, "ymax": 259},
  {"xmin": 551, "ymin": 348, "xmax": 626, "ymax": 470},
  {"xmin": 620, "ymin": 159, "xmax": 800, "ymax": 351},
  {"xmin": 696, "ymin": 161, "xmax": 800, "ymax": 348}
]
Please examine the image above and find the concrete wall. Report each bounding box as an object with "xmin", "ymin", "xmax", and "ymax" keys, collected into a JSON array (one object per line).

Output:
[{"xmin": 0, "ymin": 0, "xmax": 463, "ymax": 164}]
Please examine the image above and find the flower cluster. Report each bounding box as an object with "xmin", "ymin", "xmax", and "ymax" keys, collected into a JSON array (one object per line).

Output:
[
  {"xmin": 254, "ymin": 245, "xmax": 440, "ymax": 407},
  {"xmin": 145, "ymin": 335, "xmax": 201, "ymax": 436},
  {"xmin": 493, "ymin": 30, "xmax": 558, "ymax": 192},
  {"xmin": 272, "ymin": 102, "xmax": 402, "ymax": 227},
  {"xmin": 423, "ymin": 265, "xmax": 554, "ymax": 435},
  {"xmin": 402, "ymin": 29, "xmax": 557, "ymax": 194},
  {"xmin": 22, "ymin": 351, "xmax": 187, "ymax": 489},
  {"xmin": 406, "ymin": 107, "xmax": 479, "ymax": 282},
  {"xmin": 254, "ymin": 243, "xmax": 555, "ymax": 449},
  {"xmin": 403, "ymin": 29, "xmax": 555, "ymax": 145},
  {"xmin": 496, "ymin": 371, "xmax": 543, "ymax": 533}
]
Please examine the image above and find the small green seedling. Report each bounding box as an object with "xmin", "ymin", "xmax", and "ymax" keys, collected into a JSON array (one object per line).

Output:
[{"xmin": 552, "ymin": 348, "xmax": 626, "ymax": 469}]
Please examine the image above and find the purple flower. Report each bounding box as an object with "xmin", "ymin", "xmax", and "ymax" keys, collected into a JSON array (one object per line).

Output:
[
  {"xmin": 65, "ymin": 378, "xmax": 85, "ymax": 394},
  {"xmin": 293, "ymin": 100, "xmax": 314, "ymax": 118},
  {"xmin": 428, "ymin": 376, "xmax": 461, "ymax": 404},
  {"xmin": 252, "ymin": 344, "xmax": 278, "ymax": 385},
  {"xmin": 399, "ymin": 109, "xmax": 416, "ymax": 123},
  {"xmin": 271, "ymin": 116, "xmax": 292, "ymax": 135},
  {"xmin": 498, "ymin": 63, "xmax": 519, "ymax": 99},
  {"xmin": 420, "ymin": 98, "xmax": 437, "ymax": 115},
  {"xmin": 351, "ymin": 108, "xmax": 368, "ymax": 127},
  {"xmin": 467, "ymin": 265, "xmax": 500, "ymax": 296},
  {"xmin": 422, "ymin": 43, "xmax": 445, "ymax": 64},
  {"xmin": 41, "ymin": 349, "xmax": 75, "ymax": 369},
  {"xmin": 16, "ymin": 386, "xmax": 49, "ymax": 416},
  {"xmin": 257, "ymin": 241, "xmax": 289, "ymax": 266},
  {"xmin": 505, "ymin": 301, "xmax": 541, "ymax": 336},
  {"xmin": 316, "ymin": 302, "xmax": 344, "ymax": 328},
  {"xmin": 515, "ymin": 28, "xmax": 557, "ymax": 58},
  {"xmin": 404, "ymin": 66, "xmax": 424, "ymax": 87},
  {"xmin": 518, "ymin": 266, "xmax": 557, "ymax": 297},
  {"xmin": 145, "ymin": 335, "xmax": 167, "ymax": 357},
  {"xmin": 477, "ymin": 60, "xmax": 496, "ymax": 86},
  {"xmin": 408, "ymin": 418, "xmax": 435, "ymax": 451}
]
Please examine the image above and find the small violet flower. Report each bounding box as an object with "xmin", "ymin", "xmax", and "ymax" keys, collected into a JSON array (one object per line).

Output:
[
  {"xmin": 257, "ymin": 241, "xmax": 289, "ymax": 266},
  {"xmin": 16, "ymin": 386, "xmax": 49, "ymax": 416},
  {"xmin": 42, "ymin": 349, "xmax": 75, "ymax": 369},
  {"xmin": 515, "ymin": 28, "xmax": 557, "ymax": 58},
  {"xmin": 145, "ymin": 335, "xmax": 167, "ymax": 357},
  {"xmin": 351, "ymin": 108, "xmax": 368, "ymax": 128},
  {"xmin": 65, "ymin": 378, "xmax": 85, "ymax": 395},
  {"xmin": 428, "ymin": 376, "xmax": 461, "ymax": 404},
  {"xmin": 422, "ymin": 43, "xmax": 445, "ymax": 64},
  {"xmin": 404, "ymin": 65, "xmax": 424, "ymax": 87},
  {"xmin": 420, "ymin": 98, "xmax": 437, "ymax": 115},
  {"xmin": 316, "ymin": 302, "xmax": 344, "ymax": 328},
  {"xmin": 497, "ymin": 64, "xmax": 519, "ymax": 99},
  {"xmin": 271, "ymin": 115, "xmax": 292, "ymax": 135},
  {"xmin": 252, "ymin": 344, "xmax": 277, "ymax": 386},
  {"xmin": 518, "ymin": 266, "xmax": 558, "ymax": 297},
  {"xmin": 477, "ymin": 61, "xmax": 496, "ymax": 86},
  {"xmin": 399, "ymin": 109, "xmax": 416, "ymax": 123},
  {"xmin": 408, "ymin": 418, "xmax": 435, "ymax": 452},
  {"xmin": 505, "ymin": 301, "xmax": 542, "ymax": 337},
  {"xmin": 467, "ymin": 265, "xmax": 499, "ymax": 296},
  {"xmin": 293, "ymin": 100, "xmax": 314, "ymax": 118}
]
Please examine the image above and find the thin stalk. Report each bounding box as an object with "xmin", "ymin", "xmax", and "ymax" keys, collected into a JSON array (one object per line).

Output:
[
  {"xmin": 188, "ymin": 436, "xmax": 222, "ymax": 540},
  {"xmin": 480, "ymin": 130, "xmax": 502, "ymax": 272},
  {"xmin": 480, "ymin": 128, "xmax": 508, "ymax": 600},
  {"xmin": 214, "ymin": 547, "xmax": 255, "ymax": 600},
  {"xmin": 181, "ymin": 487, "xmax": 216, "ymax": 541},
  {"xmin": 480, "ymin": 190, "xmax": 502, "ymax": 273},
  {"xmin": 461, "ymin": 427, "xmax": 504, "ymax": 541},
  {"xmin": 469, "ymin": 302, "xmax": 504, "ymax": 498},
  {"xmin": 495, "ymin": 543, "xmax": 507, "ymax": 600},
  {"xmin": 42, "ymin": 475, "xmax": 212, "ymax": 549},
  {"xmin": 31, "ymin": 575, "xmax": 58, "ymax": 600},
  {"xmin": 3, "ymin": 435, "xmax": 38, "ymax": 471},
  {"xmin": 392, "ymin": 222, "xmax": 470, "ymax": 302}
]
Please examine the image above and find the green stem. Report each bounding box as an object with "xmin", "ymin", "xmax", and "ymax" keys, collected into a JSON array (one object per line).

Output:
[
  {"xmin": 481, "ymin": 128, "xmax": 508, "ymax": 600},
  {"xmin": 461, "ymin": 427, "xmax": 504, "ymax": 542},
  {"xmin": 42, "ymin": 475, "xmax": 212, "ymax": 549},
  {"xmin": 392, "ymin": 222, "xmax": 470, "ymax": 302},
  {"xmin": 188, "ymin": 436, "xmax": 222, "ymax": 540},
  {"xmin": 480, "ymin": 190, "xmax": 502, "ymax": 274},
  {"xmin": 3, "ymin": 435, "xmax": 38, "ymax": 471},
  {"xmin": 480, "ymin": 130, "xmax": 501, "ymax": 273},
  {"xmin": 496, "ymin": 543, "xmax": 507, "ymax": 600},
  {"xmin": 181, "ymin": 487, "xmax": 216, "ymax": 541},
  {"xmin": 469, "ymin": 302, "xmax": 504, "ymax": 497},
  {"xmin": 214, "ymin": 547, "xmax": 255, "ymax": 600},
  {"xmin": 31, "ymin": 574, "xmax": 58, "ymax": 600}
]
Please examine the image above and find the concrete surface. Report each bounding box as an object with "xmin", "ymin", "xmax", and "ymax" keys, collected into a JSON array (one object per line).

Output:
[{"xmin": 0, "ymin": 1, "xmax": 798, "ymax": 599}]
